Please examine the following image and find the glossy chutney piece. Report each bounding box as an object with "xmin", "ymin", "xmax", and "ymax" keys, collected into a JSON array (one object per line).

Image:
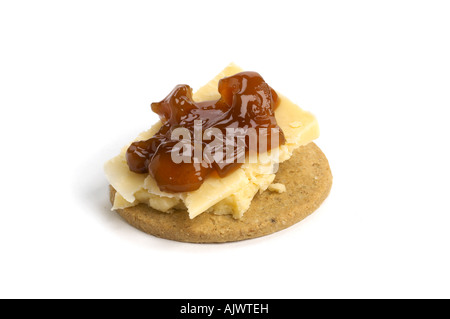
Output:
[{"xmin": 126, "ymin": 72, "xmax": 285, "ymax": 193}]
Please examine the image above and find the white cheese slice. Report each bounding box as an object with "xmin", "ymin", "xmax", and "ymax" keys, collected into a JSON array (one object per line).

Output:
[
  {"xmin": 104, "ymin": 155, "xmax": 146, "ymax": 203},
  {"xmin": 185, "ymin": 168, "xmax": 250, "ymax": 218}
]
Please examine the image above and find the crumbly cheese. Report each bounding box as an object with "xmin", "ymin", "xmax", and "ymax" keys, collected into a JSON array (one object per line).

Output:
[
  {"xmin": 268, "ymin": 183, "xmax": 287, "ymax": 194},
  {"xmin": 104, "ymin": 63, "xmax": 319, "ymax": 219}
]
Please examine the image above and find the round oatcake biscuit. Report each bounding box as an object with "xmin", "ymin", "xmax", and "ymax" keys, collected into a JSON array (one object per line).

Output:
[{"xmin": 110, "ymin": 142, "xmax": 332, "ymax": 243}]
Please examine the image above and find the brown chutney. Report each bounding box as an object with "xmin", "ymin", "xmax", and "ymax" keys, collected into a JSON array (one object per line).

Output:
[{"xmin": 126, "ymin": 72, "xmax": 285, "ymax": 193}]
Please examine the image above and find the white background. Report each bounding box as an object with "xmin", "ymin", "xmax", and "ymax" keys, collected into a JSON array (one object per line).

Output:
[{"xmin": 1, "ymin": 0, "xmax": 449, "ymax": 299}]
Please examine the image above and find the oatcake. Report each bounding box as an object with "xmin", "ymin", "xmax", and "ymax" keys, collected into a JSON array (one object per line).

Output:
[{"xmin": 110, "ymin": 142, "xmax": 332, "ymax": 243}]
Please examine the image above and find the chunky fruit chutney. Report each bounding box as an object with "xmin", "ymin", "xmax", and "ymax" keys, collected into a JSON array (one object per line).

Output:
[{"xmin": 126, "ymin": 72, "xmax": 285, "ymax": 193}]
